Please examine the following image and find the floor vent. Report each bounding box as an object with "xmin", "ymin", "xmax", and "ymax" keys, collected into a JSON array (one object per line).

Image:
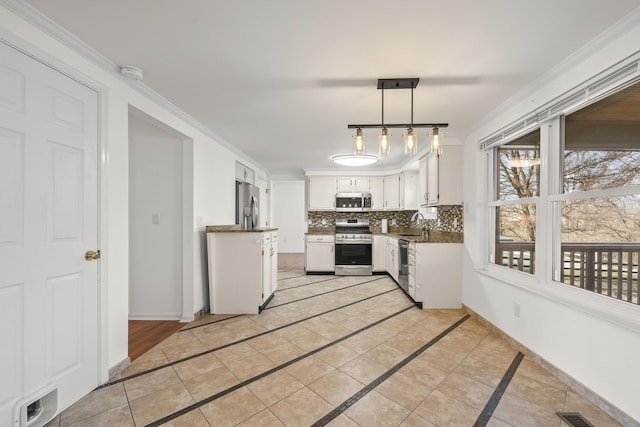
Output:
[{"xmin": 557, "ymin": 412, "xmax": 595, "ymax": 427}]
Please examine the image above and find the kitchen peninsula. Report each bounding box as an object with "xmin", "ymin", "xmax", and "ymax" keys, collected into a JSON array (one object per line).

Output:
[{"xmin": 206, "ymin": 226, "xmax": 278, "ymax": 314}]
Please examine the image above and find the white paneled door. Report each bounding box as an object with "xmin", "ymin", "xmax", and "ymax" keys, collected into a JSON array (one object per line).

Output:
[{"xmin": 0, "ymin": 40, "xmax": 99, "ymax": 425}]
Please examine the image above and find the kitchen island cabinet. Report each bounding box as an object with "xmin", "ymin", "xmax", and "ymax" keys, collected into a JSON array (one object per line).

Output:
[
  {"xmin": 412, "ymin": 242, "xmax": 461, "ymax": 308},
  {"xmin": 206, "ymin": 227, "xmax": 278, "ymax": 314}
]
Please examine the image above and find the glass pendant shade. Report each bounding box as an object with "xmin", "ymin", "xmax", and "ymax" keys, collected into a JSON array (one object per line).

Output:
[
  {"xmin": 353, "ymin": 128, "xmax": 365, "ymax": 155},
  {"xmin": 404, "ymin": 128, "xmax": 417, "ymax": 155},
  {"xmin": 431, "ymin": 127, "xmax": 441, "ymax": 153},
  {"xmin": 378, "ymin": 128, "xmax": 391, "ymax": 156}
]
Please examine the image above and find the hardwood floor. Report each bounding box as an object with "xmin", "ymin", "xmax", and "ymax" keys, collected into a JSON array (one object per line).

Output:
[{"xmin": 128, "ymin": 320, "xmax": 184, "ymax": 362}]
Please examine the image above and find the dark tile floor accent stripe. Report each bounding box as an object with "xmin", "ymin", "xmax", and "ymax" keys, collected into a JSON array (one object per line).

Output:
[
  {"xmin": 276, "ymin": 276, "xmax": 339, "ymax": 290},
  {"xmin": 277, "ymin": 273, "xmax": 309, "ymax": 281},
  {"xmin": 97, "ymin": 287, "xmax": 401, "ymax": 389},
  {"xmin": 473, "ymin": 351, "xmax": 525, "ymax": 427},
  {"xmin": 178, "ymin": 314, "xmax": 243, "ymax": 332},
  {"xmin": 144, "ymin": 304, "xmax": 417, "ymax": 427},
  {"xmin": 312, "ymin": 314, "xmax": 472, "ymax": 427},
  {"xmin": 266, "ymin": 276, "xmax": 387, "ymax": 309}
]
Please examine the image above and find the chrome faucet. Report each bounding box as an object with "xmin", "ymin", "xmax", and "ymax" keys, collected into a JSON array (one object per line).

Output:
[
  {"xmin": 410, "ymin": 212, "xmax": 428, "ymax": 238},
  {"xmin": 410, "ymin": 211, "xmax": 425, "ymax": 223}
]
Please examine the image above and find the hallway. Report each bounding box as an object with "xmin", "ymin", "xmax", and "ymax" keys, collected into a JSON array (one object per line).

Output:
[{"xmin": 45, "ymin": 270, "xmax": 620, "ymax": 426}]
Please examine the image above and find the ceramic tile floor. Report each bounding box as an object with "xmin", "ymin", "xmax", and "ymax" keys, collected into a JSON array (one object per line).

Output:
[{"xmin": 44, "ymin": 270, "xmax": 623, "ymax": 426}]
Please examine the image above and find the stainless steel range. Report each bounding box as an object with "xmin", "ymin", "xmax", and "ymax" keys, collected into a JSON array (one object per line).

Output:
[{"xmin": 334, "ymin": 218, "xmax": 373, "ymax": 276}]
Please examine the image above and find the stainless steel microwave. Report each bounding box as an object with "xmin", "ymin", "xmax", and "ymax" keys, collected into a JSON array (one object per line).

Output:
[{"xmin": 335, "ymin": 192, "xmax": 372, "ymax": 212}]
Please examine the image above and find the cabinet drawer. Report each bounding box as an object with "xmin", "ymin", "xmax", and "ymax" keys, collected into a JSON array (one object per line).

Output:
[{"xmin": 306, "ymin": 235, "xmax": 334, "ymax": 243}]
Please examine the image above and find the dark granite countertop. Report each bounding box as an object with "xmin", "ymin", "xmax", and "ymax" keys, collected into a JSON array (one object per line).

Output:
[
  {"xmin": 206, "ymin": 225, "xmax": 278, "ymax": 233},
  {"xmin": 305, "ymin": 226, "xmax": 463, "ymax": 243}
]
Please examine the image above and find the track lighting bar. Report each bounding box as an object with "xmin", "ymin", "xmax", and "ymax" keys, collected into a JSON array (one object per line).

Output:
[{"xmin": 347, "ymin": 123, "xmax": 449, "ymax": 129}]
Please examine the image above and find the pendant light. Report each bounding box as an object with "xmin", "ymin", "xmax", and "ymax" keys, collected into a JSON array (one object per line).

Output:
[
  {"xmin": 404, "ymin": 128, "xmax": 417, "ymax": 155},
  {"xmin": 431, "ymin": 127, "xmax": 441, "ymax": 154},
  {"xmin": 378, "ymin": 86, "xmax": 391, "ymax": 156},
  {"xmin": 404, "ymin": 85, "xmax": 417, "ymax": 155},
  {"xmin": 343, "ymin": 78, "xmax": 449, "ymax": 165},
  {"xmin": 353, "ymin": 128, "xmax": 365, "ymax": 155}
]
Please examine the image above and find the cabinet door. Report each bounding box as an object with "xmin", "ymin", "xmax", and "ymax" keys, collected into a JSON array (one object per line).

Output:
[
  {"xmin": 386, "ymin": 238, "xmax": 399, "ymax": 280},
  {"xmin": 426, "ymin": 153, "xmax": 439, "ymax": 205},
  {"xmin": 305, "ymin": 242, "xmax": 335, "ymax": 271},
  {"xmin": 353, "ymin": 177, "xmax": 370, "ymax": 192},
  {"xmin": 383, "ymin": 174, "xmax": 400, "ymax": 210},
  {"xmin": 270, "ymin": 232, "xmax": 278, "ymax": 294},
  {"xmin": 369, "ymin": 176, "xmax": 384, "ymax": 210},
  {"xmin": 400, "ymin": 171, "xmax": 418, "ymax": 210},
  {"xmin": 419, "ymin": 156, "xmax": 428, "ymax": 206},
  {"xmin": 262, "ymin": 234, "xmax": 271, "ymax": 304},
  {"xmin": 308, "ymin": 177, "xmax": 337, "ymax": 210},
  {"xmin": 373, "ymin": 235, "xmax": 386, "ymax": 272},
  {"xmin": 336, "ymin": 177, "xmax": 353, "ymax": 192}
]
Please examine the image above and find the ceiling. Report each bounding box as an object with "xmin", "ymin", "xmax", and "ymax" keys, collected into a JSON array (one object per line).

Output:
[{"xmin": 23, "ymin": 0, "xmax": 640, "ymax": 176}]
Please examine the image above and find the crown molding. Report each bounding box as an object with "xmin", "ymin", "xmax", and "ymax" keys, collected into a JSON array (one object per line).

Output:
[
  {"xmin": 465, "ymin": 5, "xmax": 640, "ymax": 140},
  {"xmin": 0, "ymin": 0, "xmax": 269, "ymax": 175}
]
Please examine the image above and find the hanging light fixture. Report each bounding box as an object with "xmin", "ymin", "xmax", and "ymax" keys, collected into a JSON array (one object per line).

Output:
[
  {"xmin": 353, "ymin": 128, "xmax": 365, "ymax": 155},
  {"xmin": 343, "ymin": 78, "xmax": 448, "ymax": 163},
  {"xmin": 431, "ymin": 127, "xmax": 441, "ymax": 154},
  {"xmin": 379, "ymin": 128, "xmax": 391, "ymax": 156},
  {"xmin": 378, "ymin": 85, "xmax": 391, "ymax": 156},
  {"xmin": 404, "ymin": 84, "xmax": 417, "ymax": 155}
]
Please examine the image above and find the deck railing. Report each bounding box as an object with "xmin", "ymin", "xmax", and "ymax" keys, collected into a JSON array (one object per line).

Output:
[{"xmin": 496, "ymin": 242, "xmax": 640, "ymax": 305}]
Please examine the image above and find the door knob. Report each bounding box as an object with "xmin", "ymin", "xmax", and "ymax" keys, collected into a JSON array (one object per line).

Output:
[{"xmin": 85, "ymin": 250, "xmax": 101, "ymax": 261}]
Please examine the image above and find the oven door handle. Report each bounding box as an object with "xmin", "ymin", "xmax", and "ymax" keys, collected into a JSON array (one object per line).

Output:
[{"xmin": 335, "ymin": 239, "xmax": 373, "ymax": 244}]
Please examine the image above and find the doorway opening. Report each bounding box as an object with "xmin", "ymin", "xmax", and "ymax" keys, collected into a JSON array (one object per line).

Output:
[{"xmin": 127, "ymin": 107, "xmax": 194, "ymax": 359}]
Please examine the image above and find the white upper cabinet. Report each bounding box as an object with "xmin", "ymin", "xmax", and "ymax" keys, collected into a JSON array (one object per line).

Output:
[
  {"xmin": 369, "ymin": 176, "xmax": 384, "ymax": 210},
  {"xmin": 235, "ymin": 161, "xmax": 255, "ymax": 184},
  {"xmin": 383, "ymin": 172, "xmax": 418, "ymax": 210},
  {"xmin": 402, "ymin": 170, "xmax": 418, "ymax": 210},
  {"xmin": 419, "ymin": 155, "xmax": 428, "ymax": 206},
  {"xmin": 337, "ymin": 177, "xmax": 370, "ymax": 192},
  {"xmin": 383, "ymin": 174, "xmax": 401, "ymax": 210},
  {"xmin": 308, "ymin": 176, "xmax": 337, "ymax": 210},
  {"xmin": 421, "ymin": 146, "xmax": 463, "ymax": 206}
]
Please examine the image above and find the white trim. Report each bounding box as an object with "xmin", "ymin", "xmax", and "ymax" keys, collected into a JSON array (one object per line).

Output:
[
  {"xmin": 0, "ymin": 26, "xmax": 111, "ymax": 384},
  {"xmin": 488, "ymin": 196, "xmax": 539, "ymax": 207},
  {"xmin": 0, "ymin": 0, "xmax": 267, "ymax": 172},
  {"xmin": 548, "ymin": 184, "xmax": 640, "ymax": 202}
]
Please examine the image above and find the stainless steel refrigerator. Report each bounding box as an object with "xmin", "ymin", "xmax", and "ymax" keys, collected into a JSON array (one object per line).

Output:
[{"xmin": 236, "ymin": 181, "xmax": 260, "ymax": 230}]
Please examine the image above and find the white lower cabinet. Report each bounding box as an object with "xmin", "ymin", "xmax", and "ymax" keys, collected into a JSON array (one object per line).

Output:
[
  {"xmin": 408, "ymin": 244, "xmax": 417, "ymax": 300},
  {"xmin": 207, "ymin": 230, "xmax": 279, "ymax": 314},
  {"xmin": 305, "ymin": 234, "xmax": 335, "ymax": 272},
  {"xmin": 373, "ymin": 235, "xmax": 387, "ymax": 272},
  {"xmin": 386, "ymin": 237, "xmax": 399, "ymax": 282},
  {"xmin": 413, "ymin": 243, "xmax": 462, "ymax": 308}
]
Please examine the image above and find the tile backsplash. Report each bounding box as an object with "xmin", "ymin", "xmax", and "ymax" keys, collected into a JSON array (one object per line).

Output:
[{"xmin": 307, "ymin": 205, "xmax": 463, "ymax": 233}]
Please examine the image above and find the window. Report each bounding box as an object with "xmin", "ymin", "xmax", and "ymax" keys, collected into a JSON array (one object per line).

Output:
[
  {"xmin": 491, "ymin": 130, "xmax": 540, "ymax": 274},
  {"xmin": 482, "ymin": 65, "xmax": 640, "ymax": 305},
  {"xmin": 556, "ymin": 82, "xmax": 640, "ymax": 304}
]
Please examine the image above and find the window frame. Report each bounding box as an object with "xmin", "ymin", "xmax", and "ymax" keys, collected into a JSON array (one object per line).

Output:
[{"xmin": 479, "ymin": 51, "xmax": 640, "ymax": 312}]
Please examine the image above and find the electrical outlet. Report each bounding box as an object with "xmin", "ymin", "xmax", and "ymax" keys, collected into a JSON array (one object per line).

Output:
[
  {"xmin": 513, "ymin": 302, "xmax": 520, "ymax": 318},
  {"xmin": 152, "ymin": 213, "xmax": 160, "ymax": 225}
]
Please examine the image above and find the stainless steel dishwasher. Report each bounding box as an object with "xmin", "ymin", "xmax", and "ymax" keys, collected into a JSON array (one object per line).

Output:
[{"xmin": 398, "ymin": 239, "xmax": 409, "ymax": 292}]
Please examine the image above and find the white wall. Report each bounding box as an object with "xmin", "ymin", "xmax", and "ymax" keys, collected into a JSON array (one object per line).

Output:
[
  {"xmin": 272, "ymin": 181, "xmax": 306, "ymax": 253},
  {"xmin": 462, "ymin": 15, "xmax": 640, "ymax": 422},
  {"xmin": 0, "ymin": 3, "xmax": 270, "ymax": 378},
  {"xmin": 129, "ymin": 114, "xmax": 183, "ymax": 318}
]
